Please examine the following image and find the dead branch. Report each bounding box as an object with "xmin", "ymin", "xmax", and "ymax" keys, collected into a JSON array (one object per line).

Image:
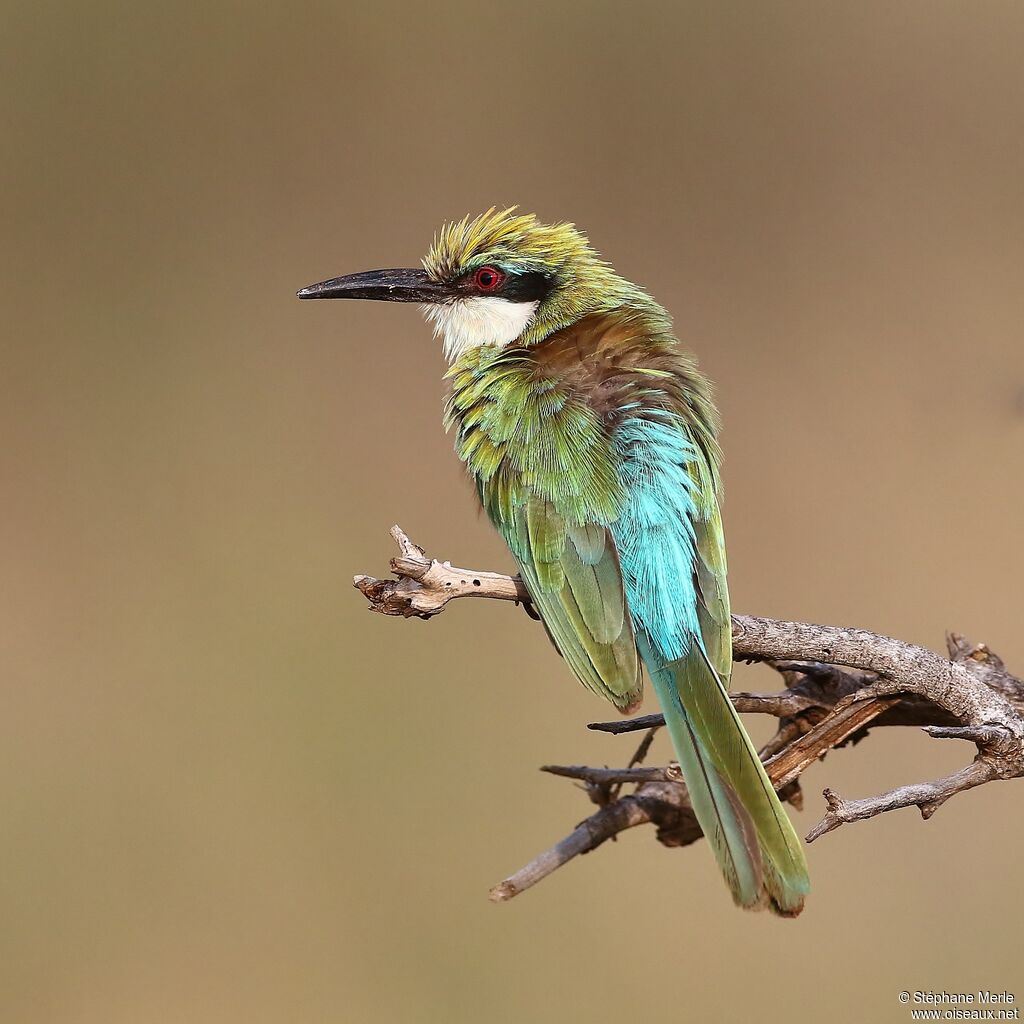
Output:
[{"xmin": 355, "ymin": 526, "xmax": 1024, "ymax": 903}]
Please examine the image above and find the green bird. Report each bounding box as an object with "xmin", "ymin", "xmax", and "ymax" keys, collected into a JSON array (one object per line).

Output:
[{"xmin": 299, "ymin": 208, "xmax": 810, "ymax": 915}]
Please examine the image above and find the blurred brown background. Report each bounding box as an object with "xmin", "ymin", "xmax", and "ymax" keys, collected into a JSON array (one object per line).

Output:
[{"xmin": 2, "ymin": 2, "xmax": 1023, "ymax": 1021}]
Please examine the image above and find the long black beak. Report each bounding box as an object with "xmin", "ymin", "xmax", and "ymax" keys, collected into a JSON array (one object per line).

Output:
[{"xmin": 296, "ymin": 268, "xmax": 449, "ymax": 302}]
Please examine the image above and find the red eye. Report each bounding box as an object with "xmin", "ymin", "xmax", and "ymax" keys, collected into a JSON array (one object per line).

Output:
[{"xmin": 473, "ymin": 265, "xmax": 504, "ymax": 291}]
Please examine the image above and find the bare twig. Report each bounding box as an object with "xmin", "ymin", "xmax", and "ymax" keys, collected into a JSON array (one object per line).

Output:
[
  {"xmin": 356, "ymin": 526, "xmax": 1024, "ymax": 902},
  {"xmin": 354, "ymin": 526, "xmax": 531, "ymax": 618}
]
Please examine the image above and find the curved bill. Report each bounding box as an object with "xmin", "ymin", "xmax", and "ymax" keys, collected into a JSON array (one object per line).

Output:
[{"xmin": 296, "ymin": 268, "xmax": 450, "ymax": 302}]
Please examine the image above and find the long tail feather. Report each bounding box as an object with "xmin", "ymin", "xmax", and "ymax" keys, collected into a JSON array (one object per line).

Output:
[{"xmin": 645, "ymin": 642, "xmax": 810, "ymax": 915}]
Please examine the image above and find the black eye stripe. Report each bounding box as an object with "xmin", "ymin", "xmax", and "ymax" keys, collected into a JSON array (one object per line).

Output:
[
  {"xmin": 499, "ymin": 271, "xmax": 553, "ymax": 302},
  {"xmin": 454, "ymin": 268, "xmax": 554, "ymax": 302}
]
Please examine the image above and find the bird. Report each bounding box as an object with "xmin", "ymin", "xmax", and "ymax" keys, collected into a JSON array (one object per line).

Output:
[{"xmin": 298, "ymin": 208, "xmax": 810, "ymax": 915}]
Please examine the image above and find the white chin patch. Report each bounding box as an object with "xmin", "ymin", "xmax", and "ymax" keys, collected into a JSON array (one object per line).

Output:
[{"xmin": 422, "ymin": 297, "xmax": 539, "ymax": 361}]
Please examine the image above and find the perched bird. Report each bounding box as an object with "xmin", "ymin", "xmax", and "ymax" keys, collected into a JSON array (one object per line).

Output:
[{"xmin": 298, "ymin": 208, "xmax": 810, "ymax": 915}]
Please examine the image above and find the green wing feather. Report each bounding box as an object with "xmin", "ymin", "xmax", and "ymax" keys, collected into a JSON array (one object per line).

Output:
[
  {"xmin": 447, "ymin": 350, "xmax": 641, "ymax": 711},
  {"xmin": 507, "ymin": 497, "xmax": 641, "ymax": 711}
]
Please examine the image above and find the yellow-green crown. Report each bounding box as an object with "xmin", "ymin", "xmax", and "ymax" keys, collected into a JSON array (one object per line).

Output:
[{"xmin": 423, "ymin": 207, "xmax": 601, "ymax": 282}]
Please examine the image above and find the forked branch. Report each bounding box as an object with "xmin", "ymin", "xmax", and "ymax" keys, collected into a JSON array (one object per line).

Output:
[{"xmin": 356, "ymin": 526, "xmax": 1024, "ymax": 902}]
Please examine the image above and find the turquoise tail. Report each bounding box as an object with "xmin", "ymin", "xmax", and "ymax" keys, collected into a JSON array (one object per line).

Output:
[{"xmin": 644, "ymin": 642, "xmax": 810, "ymax": 916}]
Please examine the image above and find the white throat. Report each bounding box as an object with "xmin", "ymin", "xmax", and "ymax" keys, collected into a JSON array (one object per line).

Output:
[{"xmin": 423, "ymin": 297, "xmax": 539, "ymax": 362}]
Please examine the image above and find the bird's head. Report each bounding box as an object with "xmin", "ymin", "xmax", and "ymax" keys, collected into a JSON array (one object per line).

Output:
[{"xmin": 298, "ymin": 208, "xmax": 632, "ymax": 361}]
